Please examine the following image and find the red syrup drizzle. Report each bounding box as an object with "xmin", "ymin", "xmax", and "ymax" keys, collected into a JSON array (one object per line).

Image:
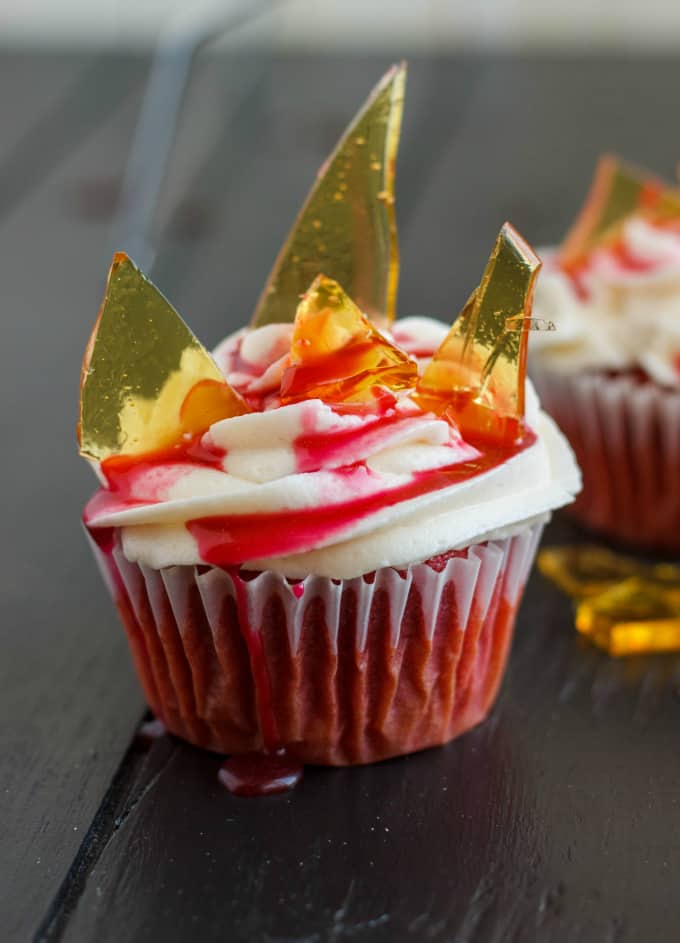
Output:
[
  {"xmin": 187, "ymin": 431, "xmax": 536, "ymax": 566},
  {"xmin": 294, "ymin": 411, "xmax": 415, "ymax": 473},
  {"xmin": 83, "ymin": 433, "xmax": 226, "ymax": 524},
  {"xmin": 564, "ymin": 231, "xmax": 668, "ymax": 300},
  {"xmin": 83, "ymin": 409, "xmax": 534, "ymax": 795},
  {"xmin": 88, "ymin": 524, "xmax": 115, "ymax": 554},
  {"xmin": 85, "ymin": 523, "xmax": 130, "ymax": 606},
  {"xmin": 218, "ymin": 569, "xmax": 303, "ymax": 797},
  {"xmin": 609, "ymin": 240, "xmax": 660, "ymax": 273}
]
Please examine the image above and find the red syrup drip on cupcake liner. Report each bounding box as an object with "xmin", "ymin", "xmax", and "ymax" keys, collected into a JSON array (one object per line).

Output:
[
  {"xmin": 218, "ymin": 569, "xmax": 304, "ymax": 797},
  {"xmin": 83, "ymin": 410, "xmax": 536, "ymax": 794},
  {"xmin": 207, "ymin": 433, "xmax": 534, "ymax": 795},
  {"xmin": 90, "ymin": 520, "xmax": 303, "ymax": 795}
]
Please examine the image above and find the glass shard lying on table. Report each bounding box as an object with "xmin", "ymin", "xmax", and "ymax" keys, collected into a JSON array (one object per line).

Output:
[
  {"xmin": 576, "ymin": 578, "xmax": 680, "ymax": 656},
  {"xmin": 538, "ymin": 544, "xmax": 680, "ymax": 656}
]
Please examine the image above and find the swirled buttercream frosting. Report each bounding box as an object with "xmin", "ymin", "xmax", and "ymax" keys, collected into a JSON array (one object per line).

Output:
[
  {"xmin": 533, "ymin": 219, "xmax": 680, "ymax": 386},
  {"xmin": 84, "ymin": 317, "xmax": 580, "ymax": 578},
  {"xmin": 79, "ymin": 65, "xmax": 580, "ymax": 579}
]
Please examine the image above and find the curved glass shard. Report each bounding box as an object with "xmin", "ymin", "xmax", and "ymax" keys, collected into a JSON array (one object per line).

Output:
[
  {"xmin": 251, "ymin": 63, "xmax": 406, "ymax": 328},
  {"xmin": 79, "ymin": 253, "xmax": 247, "ymax": 461}
]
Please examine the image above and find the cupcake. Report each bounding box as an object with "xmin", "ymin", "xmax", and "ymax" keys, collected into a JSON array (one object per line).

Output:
[
  {"xmin": 532, "ymin": 155, "xmax": 680, "ymax": 551},
  {"xmin": 79, "ymin": 65, "xmax": 579, "ymax": 793}
]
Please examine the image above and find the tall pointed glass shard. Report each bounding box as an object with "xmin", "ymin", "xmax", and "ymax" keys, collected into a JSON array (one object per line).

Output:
[
  {"xmin": 415, "ymin": 223, "xmax": 543, "ymax": 446},
  {"xmin": 560, "ymin": 155, "xmax": 680, "ymax": 271},
  {"xmin": 251, "ymin": 63, "xmax": 406, "ymax": 329},
  {"xmin": 280, "ymin": 274, "xmax": 417, "ymax": 406},
  {"xmin": 79, "ymin": 253, "xmax": 247, "ymax": 461}
]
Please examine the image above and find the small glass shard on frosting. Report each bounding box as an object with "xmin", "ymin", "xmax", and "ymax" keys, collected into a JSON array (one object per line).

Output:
[
  {"xmin": 415, "ymin": 223, "xmax": 544, "ymax": 446},
  {"xmin": 279, "ymin": 274, "xmax": 417, "ymax": 405},
  {"xmin": 79, "ymin": 253, "xmax": 247, "ymax": 461},
  {"xmin": 179, "ymin": 379, "xmax": 249, "ymax": 436},
  {"xmin": 538, "ymin": 545, "xmax": 680, "ymax": 656},
  {"xmin": 560, "ymin": 155, "xmax": 680, "ymax": 271},
  {"xmin": 251, "ymin": 63, "xmax": 406, "ymax": 329}
]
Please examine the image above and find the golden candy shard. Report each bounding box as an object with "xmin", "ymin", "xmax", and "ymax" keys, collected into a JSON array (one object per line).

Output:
[
  {"xmin": 251, "ymin": 63, "xmax": 406, "ymax": 329},
  {"xmin": 279, "ymin": 274, "xmax": 417, "ymax": 405},
  {"xmin": 79, "ymin": 253, "xmax": 248, "ymax": 461},
  {"xmin": 415, "ymin": 222, "xmax": 543, "ymax": 445},
  {"xmin": 537, "ymin": 545, "xmax": 680, "ymax": 600},
  {"xmin": 178, "ymin": 379, "xmax": 250, "ymax": 436},
  {"xmin": 576, "ymin": 578, "xmax": 680, "ymax": 657},
  {"xmin": 538, "ymin": 545, "xmax": 680, "ymax": 656},
  {"xmin": 560, "ymin": 155, "xmax": 680, "ymax": 271},
  {"xmin": 537, "ymin": 545, "xmax": 646, "ymax": 599}
]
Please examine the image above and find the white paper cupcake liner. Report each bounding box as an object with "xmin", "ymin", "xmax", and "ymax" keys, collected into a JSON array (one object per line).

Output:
[
  {"xmin": 89, "ymin": 523, "xmax": 543, "ymax": 765},
  {"xmin": 533, "ymin": 368, "xmax": 680, "ymax": 550}
]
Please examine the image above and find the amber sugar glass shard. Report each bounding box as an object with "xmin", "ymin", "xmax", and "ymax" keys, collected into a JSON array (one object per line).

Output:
[
  {"xmin": 179, "ymin": 379, "xmax": 249, "ymax": 436},
  {"xmin": 575, "ymin": 578, "xmax": 680, "ymax": 656},
  {"xmin": 79, "ymin": 253, "xmax": 248, "ymax": 461},
  {"xmin": 538, "ymin": 546, "xmax": 680, "ymax": 656},
  {"xmin": 279, "ymin": 274, "xmax": 417, "ymax": 405},
  {"xmin": 415, "ymin": 223, "xmax": 542, "ymax": 446},
  {"xmin": 537, "ymin": 545, "xmax": 644, "ymax": 599},
  {"xmin": 538, "ymin": 545, "xmax": 680, "ymax": 601},
  {"xmin": 251, "ymin": 63, "xmax": 406, "ymax": 329},
  {"xmin": 560, "ymin": 155, "xmax": 680, "ymax": 271},
  {"xmin": 604, "ymin": 619, "xmax": 680, "ymax": 657}
]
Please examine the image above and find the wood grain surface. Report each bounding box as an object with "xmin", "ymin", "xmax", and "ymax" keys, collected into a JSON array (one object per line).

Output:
[{"xmin": 2, "ymin": 49, "xmax": 680, "ymax": 943}]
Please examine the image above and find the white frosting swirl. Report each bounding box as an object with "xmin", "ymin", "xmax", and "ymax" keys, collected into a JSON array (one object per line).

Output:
[
  {"xmin": 86, "ymin": 318, "xmax": 581, "ymax": 578},
  {"xmin": 532, "ymin": 218, "xmax": 680, "ymax": 386}
]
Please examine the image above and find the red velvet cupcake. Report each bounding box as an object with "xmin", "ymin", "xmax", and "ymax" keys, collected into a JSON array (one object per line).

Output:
[
  {"xmin": 91, "ymin": 523, "xmax": 543, "ymax": 766},
  {"xmin": 79, "ymin": 66, "xmax": 579, "ymax": 790},
  {"xmin": 532, "ymin": 156, "xmax": 680, "ymax": 551}
]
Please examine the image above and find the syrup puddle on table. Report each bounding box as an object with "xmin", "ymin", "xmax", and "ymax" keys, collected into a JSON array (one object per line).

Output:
[
  {"xmin": 218, "ymin": 750, "xmax": 304, "ymax": 797},
  {"xmin": 215, "ymin": 570, "xmax": 305, "ymax": 797}
]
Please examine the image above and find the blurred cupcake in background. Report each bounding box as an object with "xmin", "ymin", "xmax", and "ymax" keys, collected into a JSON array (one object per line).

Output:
[{"xmin": 531, "ymin": 155, "xmax": 680, "ymax": 551}]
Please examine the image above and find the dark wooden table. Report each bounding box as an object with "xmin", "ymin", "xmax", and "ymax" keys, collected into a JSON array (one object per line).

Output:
[{"xmin": 2, "ymin": 48, "xmax": 680, "ymax": 943}]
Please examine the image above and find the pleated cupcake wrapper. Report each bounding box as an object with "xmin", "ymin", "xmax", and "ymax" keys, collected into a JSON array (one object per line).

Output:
[
  {"xmin": 90, "ymin": 523, "xmax": 542, "ymax": 765},
  {"xmin": 533, "ymin": 368, "xmax": 680, "ymax": 551}
]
